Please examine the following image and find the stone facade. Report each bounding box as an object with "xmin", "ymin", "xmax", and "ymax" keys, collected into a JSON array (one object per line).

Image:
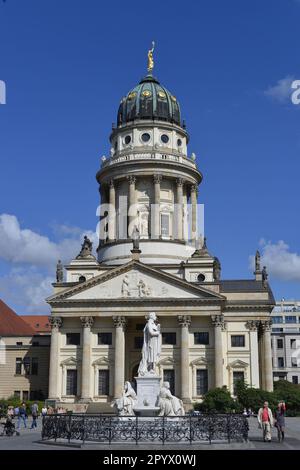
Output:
[{"xmin": 46, "ymin": 64, "xmax": 275, "ymax": 409}]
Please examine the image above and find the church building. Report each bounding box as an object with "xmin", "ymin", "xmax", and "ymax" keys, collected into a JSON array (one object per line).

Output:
[{"xmin": 47, "ymin": 49, "xmax": 275, "ymax": 410}]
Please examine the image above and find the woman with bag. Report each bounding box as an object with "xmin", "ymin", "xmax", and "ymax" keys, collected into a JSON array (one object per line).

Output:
[{"xmin": 274, "ymin": 401, "xmax": 286, "ymax": 442}]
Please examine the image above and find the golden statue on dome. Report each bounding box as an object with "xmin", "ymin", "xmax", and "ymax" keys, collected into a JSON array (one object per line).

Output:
[{"xmin": 147, "ymin": 41, "xmax": 155, "ymax": 73}]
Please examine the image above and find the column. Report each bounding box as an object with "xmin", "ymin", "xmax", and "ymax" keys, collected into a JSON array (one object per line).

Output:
[
  {"xmin": 191, "ymin": 184, "xmax": 198, "ymax": 242},
  {"xmin": 99, "ymin": 184, "xmax": 108, "ymax": 246},
  {"xmin": 178, "ymin": 315, "xmax": 191, "ymax": 403},
  {"xmin": 108, "ymin": 179, "xmax": 116, "ymax": 241},
  {"xmin": 48, "ymin": 316, "xmax": 63, "ymax": 399},
  {"xmin": 113, "ymin": 316, "xmax": 126, "ymax": 399},
  {"xmin": 262, "ymin": 320, "xmax": 273, "ymax": 391},
  {"xmin": 80, "ymin": 316, "xmax": 94, "ymax": 402},
  {"xmin": 211, "ymin": 315, "xmax": 226, "ymax": 388},
  {"xmin": 127, "ymin": 176, "xmax": 136, "ymax": 237},
  {"xmin": 153, "ymin": 174, "xmax": 161, "ymax": 239},
  {"xmin": 245, "ymin": 320, "xmax": 260, "ymax": 388},
  {"xmin": 176, "ymin": 178, "xmax": 184, "ymax": 240}
]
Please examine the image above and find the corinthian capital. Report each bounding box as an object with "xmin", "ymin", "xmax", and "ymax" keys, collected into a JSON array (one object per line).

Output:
[
  {"xmin": 48, "ymin": 316, "xmax": 63, "ymax": 330},
  {"xmin": 80, "ymin": 316, "xmax": 94, "ymax": 328},
  {"xmin": 211, "ymin": 314, "xmax": 226, "ymax": 330},
  {"xmin": 176, "ymin": 177, "xmax": 184, "ymax": 187},
  {"xmin": 113, "ymin": 316, "xmax": 127, "ymax": 329},
  {"xmin": 260, "ymin": 319, "xmax": 272, "ymax": 332},
  {"xmin": 127, "ymin": 175, "xmax": 136, "ymax": 185},
  {"xmin": 153, "ymin": 174, "xmax": 162, "ymax": 184},
  {"xmin": 178, "ymin": 315, "xmax": 191, "ymax": 327},
  {"xmin": 245, "ymin": 320, "xmax": 259, "ymax": 331}
]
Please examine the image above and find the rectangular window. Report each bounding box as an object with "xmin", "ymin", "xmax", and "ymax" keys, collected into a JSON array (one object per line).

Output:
[
  {"xmin": 136, "ymin": 324, "xmax": 145, "ymax": 331},
  {"xmin": 277, "ymin": 339, "xmax": 283, "ymax": 349},
  {"xmin": 196, "ymin": 369, "xmax": 208, "ymax": 395},
  {"xmin": 66, "ymin": 370, "xmax": 77, "ymax": 395},
  {"xmin": 66, "ymin": 333, "xmax": 80, "ymax": 346},
  {"xmin": 22, "ymin": 391, "xmax": 29, "ymax": 401},
  {"xmin": 98, "ymin": 333, "xmax": 112, "ymax": 345},
  {"xmin": 161, "ymin": 214, "xmax": 170, "ymax": 237},
  {"xmin": 32, "ymin": 341, "xmax": 39, "ymax": 347},
  {"xmin": 23, "ymin": 357, "xmax": 31, "ymax": 375},
  {"xmin": 292, "ymin": 376, "xmax": 299, "ymax": 384},
  {"xmin": 290, "ymin": 339, "xmax": 296, "ymax": 349},
  {"xmin": 98, "ymin": 370, "xmax": 109, "ymax": 395},
  {"xmin": 15, "ymin": 358, "xmax": 22, "ymax": 375},
  {"xmin": 272, "ymin": 316, "xmax": 283, "ymax": 324},
  {"xmin": 285, "ymin": 316, "xmax": 296, "ymax": 324},
  {"xmin": 233, "ymin": 371, "xmax": 244, "ymax": 395},
  {"xmin": 194, "ymin": 332, "xmax": 209, "ymax": 345},
  {"xmin": 278, "ymin": 357, "xmax": 284, "ymax": 368},
  {"xmin": 162, "ymin": 332, "xmax": 176, "ymax": 345},
  {"xmin": 291, "ymin": 357, "xmax": 298, "ymax": 367},
  {"xmin": 31, "ymin": 357, "xmax": 38, "ymax": 375},
  {"xmin": 163, "ymin": 370, "xmax": 175, "ymax": 395},
  {"xmin": 134, "ymin": 337, "xmax": 144, "ymax": 349},
  {"xmin": 272, "ymin": 328, "xmax": 283, "ymax": 333},
  {"xmin": 231, "ymin": 335, "xmax": 245, "ymax": 347},
  {"xmin": 14, "ymin": 391, "xmax": 20, "ymax": 399},
  {"xmin": 16, "ymin": 342, "xmax": 23, "ymax": 346}
]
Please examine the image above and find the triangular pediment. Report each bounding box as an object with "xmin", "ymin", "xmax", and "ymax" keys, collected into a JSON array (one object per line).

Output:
[
  {"xmin": 227, "ymin": 359, "xmax": 248, "ymax": 369},
  {"xmin": 47, "ymin": 260, "xmax": 225, "ymax": 304}
]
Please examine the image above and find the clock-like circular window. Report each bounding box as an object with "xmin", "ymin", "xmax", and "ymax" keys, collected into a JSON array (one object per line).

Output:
[
  {"xmin": 197, "ymin": 273, "xmax": 206, "ymax": 282},
  {"xmin": 142, "ymin": 90, "xmax": 151, "ymax": 97},
  {"xmin": 124, "ymin": 135, "xmax": 131, "ymax": 145},
  {"xmin": 141, "ymin": 133, "xmax": 151, "ymax": 142},
  {"xmin": 161, "ymin": 134, "xmax": 169, "ymax": 144}
]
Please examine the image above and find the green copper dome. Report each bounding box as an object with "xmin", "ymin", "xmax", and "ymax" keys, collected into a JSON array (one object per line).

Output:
[{"xmin": 117, "ymin": 74, "xmax": 181, "ymax": 127}]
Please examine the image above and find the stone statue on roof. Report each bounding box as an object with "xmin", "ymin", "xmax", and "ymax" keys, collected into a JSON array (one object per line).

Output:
[
  {"xmin": 56, "ymin": 260, "xmax": 63, "ymax": 283},
  {"xmin": 77, "ymin": 235, "xmax": 93, "ymax": 259},
  {"xmin": 255, "ymin": 250, "xmax": 261, "ymax": 272}
]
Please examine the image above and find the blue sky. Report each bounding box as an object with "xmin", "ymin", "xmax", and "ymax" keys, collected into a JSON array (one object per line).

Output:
[{"xmin": 0, "ymin": 0, "xmax": 300, "ymax": 314}]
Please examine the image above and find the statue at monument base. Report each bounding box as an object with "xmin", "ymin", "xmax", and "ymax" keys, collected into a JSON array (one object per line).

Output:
[
  {"xmin": 158, "ymin": 381, "xmax": 185, "ymax": 416},
  {"xmin": 112, "ymin": 381, "xmax": 137, "ymax": 416}
]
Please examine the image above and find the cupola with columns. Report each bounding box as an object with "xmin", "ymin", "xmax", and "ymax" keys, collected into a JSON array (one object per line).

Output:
[{"xmin": 96, "ymin": 45, "xmax": 202, "ymax": 265}]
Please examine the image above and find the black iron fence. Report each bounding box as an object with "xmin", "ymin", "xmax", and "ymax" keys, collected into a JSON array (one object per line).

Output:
[{"xmin": 42, "ymin": 413, "xmax": 249, "ymax": 445}]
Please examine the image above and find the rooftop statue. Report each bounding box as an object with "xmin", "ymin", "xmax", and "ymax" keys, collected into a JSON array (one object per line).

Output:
[
  {"xmin": 132, "ymin": 225, "xmax": 140, "ymax": 251},
  {"xmin": 255, "ymin": 250, "xmax": 261, "ymax": 272},
  {"xmin": 56, "ymin": 260, "xmax": 63, "ymax": 283},
  {"xmin": 76, "ymin": 235, "xmax": 93, "ymax": 259},
  {"xmin": 147, "ymin": 41, "xmax": 155, "ymax": 73}
]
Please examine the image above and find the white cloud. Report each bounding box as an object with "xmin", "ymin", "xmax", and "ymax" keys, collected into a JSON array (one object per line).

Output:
[
  {"xmin": 0, "ymin": 214, "xmax": 98, "ymax": 313},
  {"xmin": 0, "ymin": 214, "xmax": 97, "ymax": 269},
  {"xmin": 0, "ymin": 267, "xmax": 53, "ymax": 313},
  {"xmin": 249, "ymin": 239, "xmax": 300, "ymax": 282},
  {"xmin": 264, "ymin": 76, "xmax": 294, "ymax": 104}
]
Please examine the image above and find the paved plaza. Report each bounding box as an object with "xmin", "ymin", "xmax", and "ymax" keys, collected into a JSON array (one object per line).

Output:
[{"xmin": 0, "ymin": 417, "xmax": 300, "ymax": 450}]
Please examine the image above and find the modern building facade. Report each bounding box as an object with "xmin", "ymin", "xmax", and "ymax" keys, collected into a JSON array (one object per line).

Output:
[
  {"xmin": 272, "ymin": 300, "xmax": 300, "ymax": 384},
  {"xmin": 0, "ymin": 300, "xmax": 50, "ymax": 400},
  {"xmin": 46, "ymin": 54, "xmax": 275, "ymax": 410}
]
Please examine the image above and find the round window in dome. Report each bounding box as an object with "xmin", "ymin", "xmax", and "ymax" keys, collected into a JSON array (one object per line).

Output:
[
  {"xmin": 124, "ymin": 135, "xmax": 131, "ymax": 145},
  {"xmin": 197, "ymin": 273, "xmax": 206, "ymax": 282},
  {"xmin": 141, "ymin": 133, "xmax": 151, "ymax": 143},
  {"xmin": 128, "ymin": 92, "xmax": 136, "ymax": 100},
  {"xmin": 161, "ymin": 134, "xmax": 169, "ymax": 144},
  {"xmin": 158, "ymin": 91, "xmax": 167, "ymax": 99},
  {"xmin": 142, "ymin": 90, "xmax": 151, "ymax": 97},
  {"xmin": 177, "ymin": 139, "xmax": 182, "ymax": 147}
]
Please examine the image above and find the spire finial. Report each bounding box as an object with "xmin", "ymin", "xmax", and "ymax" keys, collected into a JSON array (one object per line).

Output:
[{"xmin": 147, "ymin": 41, "xmax": 155, "ymax": 73}]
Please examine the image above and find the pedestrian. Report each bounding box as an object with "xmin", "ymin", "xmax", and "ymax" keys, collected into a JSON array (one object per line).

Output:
[
  {"xmin": 41, "ymin": 405, "xmax": 47, "ymax": 417},
  {"xmin": 30, "ymin": 402, "xmax": 38, "ymax": 429},
  {"xmin": 14, "ymin": 405, "xmax": 19, "ymax": 418},
  {"xmin": 7, "ymin": 406, "xmax": 14, "ymax": 418},
  {"xmin": 274, "ymin": 401, "xmax": 286, "ymax": 442},
  {"xmin": 258, "ymin": 401, "xmax": 273, "ymax": 442},
  {"xmin": 17, "ymin": 403, "xmax": 27, "ymax": 429}
]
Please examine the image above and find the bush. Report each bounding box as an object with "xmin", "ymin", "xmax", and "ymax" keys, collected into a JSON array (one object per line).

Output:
[
  {"xmin": 195, "ymin": 387, "xmax": 237, "ymax": 413},
  {"xmin": 234, "ymin": 380, "xmax": 277, "ymax": 413},
  {"xmin": 0, "ymin": 397, "xmax": 45, "ymax": 416}
]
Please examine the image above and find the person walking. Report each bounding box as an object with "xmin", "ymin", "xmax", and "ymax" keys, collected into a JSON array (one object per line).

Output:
[
  {"xmin": 258, "ymin": 401, "xmax": 273, "ymax": 442},
  {"xmin": 17, "ymin": 403, "xmax": 27, "ymax": 429},
  {"xmin": 30, "ymin": 402, "xmax": 38, "ymax": 429},
  {"xmin": 41, "ymin": 406, "xmax": 47, "ymax": 417},
  {"xmin": 274, "ymin": 401, "xmax": 286, "ymax": 442}
]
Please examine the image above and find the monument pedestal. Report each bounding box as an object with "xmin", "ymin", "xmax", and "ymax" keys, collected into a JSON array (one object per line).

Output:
[{"xmin": 134, "ymin": 375, "xmax": 161, "ymax": 417}]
